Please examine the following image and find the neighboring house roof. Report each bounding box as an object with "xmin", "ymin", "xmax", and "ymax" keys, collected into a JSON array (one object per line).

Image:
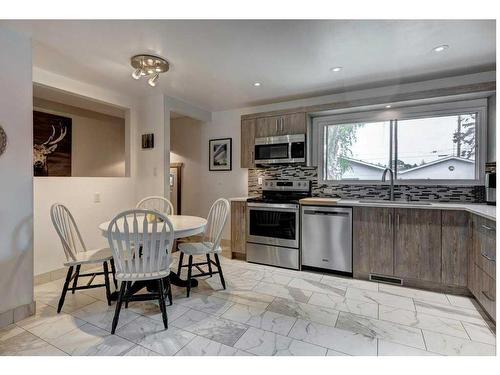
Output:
[
  {"xmin": 340, "ymin": 156, "xmax": 387, "ymax": 170},
  {"xmin": 398, "ymin": 156, "xmax": 474, "ymax": 174}
]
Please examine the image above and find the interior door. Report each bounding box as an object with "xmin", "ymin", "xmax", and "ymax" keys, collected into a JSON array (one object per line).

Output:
[{"xmin": 169, "ymin": 163, "xmax": 183, "ymax": 214}]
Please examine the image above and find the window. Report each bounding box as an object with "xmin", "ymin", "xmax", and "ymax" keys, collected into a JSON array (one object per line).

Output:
[{"xmin": 315, "ymin": 99, "xmax": 486, "ymax": 184}]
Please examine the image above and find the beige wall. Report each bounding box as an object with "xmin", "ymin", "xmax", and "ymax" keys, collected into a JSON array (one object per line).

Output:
[
  {"xmin": 0, "ymin": 27, "xmax": 33, "ymax": 323},
  {"xmin": 170, "ymin": 116, "xmax": 204, "ymax": 216},
  {"xmin": 33, "ymin": 98, "xmax": 126, "ymax": 177}
]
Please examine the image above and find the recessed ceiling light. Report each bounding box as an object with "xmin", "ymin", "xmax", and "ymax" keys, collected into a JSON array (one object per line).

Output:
[
  {"xmin": 253, "ymin": 82, "xmax": 262, "ymax": 87},
  {"xmin": 330, "ymin": 67, "xmax": 343, "ymax": 72},
  {"xmin": 385, "ymin": 105, "xmax": 392, "ymax": 109},
  {"xmin": 433, "ymin": 45, "xmax": 449, "ymax": 53}
]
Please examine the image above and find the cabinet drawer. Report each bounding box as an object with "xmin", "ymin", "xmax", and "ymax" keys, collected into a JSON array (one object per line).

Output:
[
  {"xmin": 473, "ymin": 217, "xmax": 496, "ymax": 280},
  {"xmin": 472, "ymin": 264, "xmax": 496, "ymax": 321}
]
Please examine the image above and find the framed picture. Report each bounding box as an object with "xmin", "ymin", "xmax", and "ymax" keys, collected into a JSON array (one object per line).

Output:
[
  {"xmin": 33, "ymin": 111, "xmax": 72, "ymax": 176},
  {"xmin": 209, "ymin": 138, "xmax": 232, "ymax": 171},
  {"xmin": 142, "ymin": 133, "xmax": 154, "ymax": 149}
]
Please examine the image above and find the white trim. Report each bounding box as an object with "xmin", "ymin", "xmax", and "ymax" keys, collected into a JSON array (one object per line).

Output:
[{"xmin": 314, "ymin": 98, "xmax": 488, "ymax": 186}]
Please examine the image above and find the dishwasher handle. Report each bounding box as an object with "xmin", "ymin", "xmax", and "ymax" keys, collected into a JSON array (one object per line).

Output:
[{"xmin": 303, "ymin": 210, "xmax": 349, "ymax": 216}]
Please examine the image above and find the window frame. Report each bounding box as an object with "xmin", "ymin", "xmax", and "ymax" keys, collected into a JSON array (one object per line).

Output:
[{"xmin": 312, "ymin": 98, "xmax": 487, "ymax": 186}]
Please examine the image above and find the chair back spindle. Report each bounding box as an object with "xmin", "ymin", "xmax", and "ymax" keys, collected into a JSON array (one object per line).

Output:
[
  {"xmin": 202, "ymin": 198, "xmax": 230, "ymax": 253},
  {"xmin": 50, "ymin": 203, "xmax": 87, "ymax": 262},
  {"xmin": 136, "ymin": 196, "xmax": 174, "ymax": 215}
]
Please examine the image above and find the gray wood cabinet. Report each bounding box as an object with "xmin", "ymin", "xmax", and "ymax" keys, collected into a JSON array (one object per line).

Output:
[
  {"xmin": 241, "ymin": 119, "xmax": 256, "ymax": 168},
  {"xmin": 353, "ymin": 207, "xmax": 394, "ymax": 276},
  {"xmin": 394, "ymin": 208, "xmax": 442, "ymax": 283},
  {"xmin": 230, "ymin": 200, "xmax": 247, "ymax": 259},
  {"xmin": 441, "ymin": 210, "xmax": 470, "ymax": 287}
]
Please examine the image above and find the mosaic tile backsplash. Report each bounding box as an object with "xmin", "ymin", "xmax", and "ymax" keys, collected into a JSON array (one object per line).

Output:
[{"xmin": 248, "ymin": 165, "xmax": 485, "ymax": 203}]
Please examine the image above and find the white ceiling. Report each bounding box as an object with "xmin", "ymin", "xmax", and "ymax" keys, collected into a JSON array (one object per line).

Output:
[{"xmin": 1, "ymin": 20, "xmax": 496, "ymax": 111}]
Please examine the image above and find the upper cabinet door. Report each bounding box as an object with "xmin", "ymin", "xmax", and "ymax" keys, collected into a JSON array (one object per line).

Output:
[
  {"xmin": 241, "ymin": 119, "xmax": 256, "ymax": 168},
  {"xmin": 281, "ymin": 113, "xmax": 307, "ymax": 135},
  {"xmin": 394, "ymin": 208, "xmax": 442, "ymax": 282},
  {"xmin": 255, "ymin": 116, "xmax": 281, "ymax": 138}
]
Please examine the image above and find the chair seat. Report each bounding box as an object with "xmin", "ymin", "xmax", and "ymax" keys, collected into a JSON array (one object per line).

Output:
[
  {"xmin": 115, "ymin": 269, "xmax": 171, "ymax": 281},
  {"xmin": 63, "ymin": 247, "xmax": 113, "ymax": 266},
  {"xmin": 178, "ymin": 241, "xmax": 221, "ymax": 255}
]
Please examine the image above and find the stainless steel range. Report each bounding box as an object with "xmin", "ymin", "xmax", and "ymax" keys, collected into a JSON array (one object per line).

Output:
[{"xmin": 246, "ymin": 180, "xmax": 311, "ymax": 270}]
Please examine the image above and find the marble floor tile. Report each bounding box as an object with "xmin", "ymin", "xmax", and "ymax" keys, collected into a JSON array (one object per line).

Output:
[
  {"xmin": 0, "ymin": 330, "xmax": 67, "ymax": 356},
  {"xmin": 253, "ymin": 281, "xmax": 312, "ymax": 303},
  {"xmin": 49, "ymin": 323, "xmax": 134, "ymax": 356},
  {"xmin": 35, "ymin": 281, "xmax": 98, "ymax": 313},
  {"xmin": 266, "ymin": 297, "xmax": 339, "ymax": 327},
  {"xmin": 234, "ymin": 326, "xmax": 327, "ymax": 356},
  {"xmin": 175, "ymin": 336, "xmax": 240, "ymax": 356},
  {"xmin": 205, "ymin": 276, "xmax": 259, "ymax": 291},
  {"xmin": 335, "ymin": 312, "xmax": 426, "ymax": 350},
  {"xmin": 377, "ymin": 340, "xmax": 438, "ymax": 356},
  {"xmin": 378, "ymin": 283, "xmax": 450, "ymax": 305},
  {"xmin": 288, "ymin": 319, "xmax": 377, "ymax": 355},
  {"xmin": 0, "ymin": 324, "xmax": 25, "ymax": 342},
  {"xmin": 23, "ymin": 313, "xmax": 86, "ymax": 341},
  {"xmin": 308, "ymin": 292, "xmax": 379, "ymax": 319},
  {"xmin": 423, "ymin": 330, "xmax": 496, "ymax": 356},
  {"xmin": 262, "ymin": 273, "xmax": 293, "ymax": 286},
  {"xmin": 127, "ymin": 301, "xmax": 190, "ymax": 323},
  {"xmin": 327, "ymin": 349, "xmax": 349, "ymax": 356},
  {"xmin": 176, "ymin": 294, "xmax": 234, "ymax": 316},
  {"xmin": 124, "ymin": 345, "xmax": 160, "ymax": 356},
  {"xmin": 272, "ymin": 268, "xmax": 324, "ymax": 282},
  {"xmin": 116, "ymin": 315, "xmax": 195, "ymax": 355},
  {"xmin": 461, "ymin": 321, "xmax": 496, "ymax": 345},
  {"xmin": 345, "ymin": 287, "xmax": 415, "ymax": 311},
  {"xmin": 378, "ymin": 305, "xmax": 469, "ymax": 339},
  {"xmin": 320, "ymin": 274, "xmax": 379, "ymax": 292},
  {"xmin": 72, "ymin": 300, "xmax": 141, "ymax": 332},
  {"xmin": 287, "ymin": 278, "xmax": 347, "ymax": 297},
  {"xmin": 212, "ymin": 289, "xmax": 274, "ymax": 309},
  {"xmin": 414, "ymin": 300, "xmax": 486, "ymax": 325},
  {"xmin": 171, "ymin": 309, "xmax": 248, "ymax": 346},
  {"xmin": 221, "ymin": 303, "xmax": 296, "ymax": 335},
  {"xmin": 446, "ymin": 294, "xmax": 477, "ymax": 310}
]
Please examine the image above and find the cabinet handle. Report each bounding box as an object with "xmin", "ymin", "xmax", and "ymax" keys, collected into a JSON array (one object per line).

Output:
[
  {"xmin": 388, "ymin": 213, "xmax": 392, "ymax": 226},
  {"xmin": 481, "ymin": 291, "xmax": 495, "ymax": 302},
  {"xmin": 396, "ymin": 214, "xmax": 400, "ymax": 227},
  {"xmin": 481, "ymin": 252, "xmax": 496, "ymax": 262},
  {"xmin": 281, "ymin": 117, "xmax": 284, "ymax": 133},
  {"xmin": 275, "ymin": 119, "xmax": 279, "ymax": 133},
  {"xmin": 481, "ymin": 224, "xmax": 495, "ymax": 231}
]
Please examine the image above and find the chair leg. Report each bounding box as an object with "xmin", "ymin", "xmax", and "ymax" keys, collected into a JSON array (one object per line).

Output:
[
  {"xmin": 206, "ymin": 254, "xmax": 213, "ymax": 277},
  {"xmin": 103, "ymin": 261, "xmax": 112, "ymax": 306},
  {"xmin": 57, "ymin": 266, "xmax": 74, "ymax": 313},
  {"xmin": 214, "ymin": 253, "xmax": 226, "ymax": 290},
  {"xmin": 177, "ymin": 252, "xmax": 184, "ymax": 276},
  {"xmin": 71, "ymin": 265, "xmax": 80, "ymax": 294},
  {"xmin": 186, "ymin": 255, "xmax": 193, "ymax": 297},
  {"xmin": 165, "ymin": 277, "xmax": 173, "ymax": 306},
  {"xmin": 111, "ymin": 282, "xmax": 126, "ymax": 334},
  {"xmin": 124, "ymin": 281, "xmax": 132, "ymax": 308},
  {"xmin": 158, "ymin": 279, "xmax": 168, "ymax": 330},
  {"xmin": 109, "ymin": 258, "xmax": 118, "ymax": 289}
]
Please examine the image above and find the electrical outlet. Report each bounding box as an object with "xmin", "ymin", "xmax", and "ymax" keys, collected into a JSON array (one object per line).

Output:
[
  {"xmin": 94, "ymin": 192, "xmax": 101, "ymax": 203},
  {"xmin": 258, "ymin": 177, "xmax": 263, "ymax": 185},
  {"xmin": 324, "ymin": 188, "xmax": 333, "ymax": 195},
  {"xmin": 153, "ymin": 167, "xmax": 158, "ymax": 177}
]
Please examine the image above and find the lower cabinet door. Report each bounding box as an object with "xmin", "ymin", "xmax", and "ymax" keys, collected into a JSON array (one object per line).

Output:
[
  {"xmin": 353, "ymin": 207, "xmax": 394, "ymax": 276},
  {"xmin": 473, "ymin": 263, "xmax": 496, "ymax": 322},
  {"xmin": 394, "ymin": 208, "xmax": 442, "ymax": 282}
]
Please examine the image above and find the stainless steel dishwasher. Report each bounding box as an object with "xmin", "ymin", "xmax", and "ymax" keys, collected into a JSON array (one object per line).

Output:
[{"xmin": 301, "ymin": 205, "xmax": 352, "ymax": 274}]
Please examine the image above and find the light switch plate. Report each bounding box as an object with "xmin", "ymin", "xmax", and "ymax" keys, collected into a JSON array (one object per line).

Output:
[
  {"xmin": 94, "ymin": 192, "xmax": 101, "ymax": 203},
  {"xmin": 258, "ymin": 177, "xmax": 263, "ymax": 185}
]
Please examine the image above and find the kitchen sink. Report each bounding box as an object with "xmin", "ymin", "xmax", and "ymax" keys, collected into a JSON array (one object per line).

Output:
[{"xmin": 359, "ymin": 199, "xmax": 432, "ymax": 206}]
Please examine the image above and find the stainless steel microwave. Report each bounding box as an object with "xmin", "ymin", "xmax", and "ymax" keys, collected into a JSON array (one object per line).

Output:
[{"xmin": 254, "ymin": 134, "xmax": 306, "ymax": 165}]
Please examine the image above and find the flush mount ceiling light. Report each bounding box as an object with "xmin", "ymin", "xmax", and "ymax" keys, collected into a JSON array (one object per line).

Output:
[
  {"xmin": 130, "ymin": 54, "xmax": 169, "ymax": 87},
  {"xmin": 385, "ymin": 105, "xmax": 392, "ymax": 108},
  {"xmin": 253, "ymin": 82, "xmax": 262, "ymax": 87},
  {"xmin": 330, "ymin": 67, "xmax": 343, "ymax": 72},
  {"xmin": 433, "ymin": 45, "xmax": 449, "ymax": 53}
]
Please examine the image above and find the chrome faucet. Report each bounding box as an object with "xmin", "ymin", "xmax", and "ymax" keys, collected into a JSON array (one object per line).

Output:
[{"xmin": 382, "ymin": 168, "xmax": 395, "ymax": 201}]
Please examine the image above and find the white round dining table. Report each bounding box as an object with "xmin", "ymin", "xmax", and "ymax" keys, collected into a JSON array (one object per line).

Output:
[{"xmin": 98, "ymin": 215, "xmax": 207, "ymax": 239}]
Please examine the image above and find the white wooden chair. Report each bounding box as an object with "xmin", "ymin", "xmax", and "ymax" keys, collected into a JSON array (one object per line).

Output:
[
  {"xmin": 50, "ymin": 203, "xmax": 116, "ymax": 312},
  {"xmin": 176, "ymin": 198, "xmax": 230, "ymax": 297},
  {"xmin": 136, "ymin": 196, "xmax": 174, "ymax": 215},
  {"xmin": 107, "ymin": 209, "xmax": 175, "ymax": 334}
]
